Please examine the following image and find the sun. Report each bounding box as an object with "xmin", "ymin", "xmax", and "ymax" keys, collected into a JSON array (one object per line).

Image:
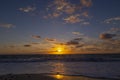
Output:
[
  {"xmin": 56, "ymin": 47, "xmax": 63, "ymax": 54},
  {"xmin": 51, "ymin": 44, "xmax": 69, "ymax": 55},
  {"xmin": 57, "ymin": 48, "xmax": 62, "ymax": 52},
  {"xmin": 54, "ymin": 46, "xmax": 64, "ymax": 54}
]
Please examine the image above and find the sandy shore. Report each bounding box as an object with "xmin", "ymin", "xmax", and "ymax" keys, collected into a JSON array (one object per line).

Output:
[{"xmin": 0, "ymin": 74, "xmax": 116, "ymax": 80}]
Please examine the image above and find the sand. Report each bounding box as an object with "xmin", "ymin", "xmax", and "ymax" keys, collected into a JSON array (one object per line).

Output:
[{"xmin": 0, "ymin": 74, "xmax": 115, "ymax": 80}]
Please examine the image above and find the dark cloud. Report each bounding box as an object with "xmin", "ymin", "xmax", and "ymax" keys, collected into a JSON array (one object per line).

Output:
[
  {"xmin": 45, "ymin": 38, "xmax": 56, "ymax": 42},
  {"xmin": 24, "ymin": 44, "xmax": 31, "ymax": 47},
  {"xmin": 66, "ymin": 40, "xmax": 79, "ymax": 45},
  {"xmin": 66, "ymin": 37, "xmax": 83, "ymax": 46},
  {"xmin": 100, "ymin": 33, "xmax": 116, "ymax": 40},
  {"xmin": 75, "ymin": 44, "xmax": 84, "ymax": 48},
  {"xmin": 32, "ymin": 35, "xmax": 41, "ymax": 39},
  {"xmin": 74, "ymin": 38, "xmax": 83, "ymax": 41}
]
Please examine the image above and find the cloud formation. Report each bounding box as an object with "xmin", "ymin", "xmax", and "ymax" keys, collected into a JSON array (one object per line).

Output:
[
  {"xmin": 100, "ymin": 28, "xmax": 120, "ymax": 40},
  {"xmin": 0, "ymin": 23, "xmax": 14, "ymax": 28},
  {"xmin": 45, "ymin": 38, "xmax": 56, "ymax": 42},
  {"xmin": 46, "ymin": 0, "xmax": 92, "ymax": 24},
  {"xmin": 72, "ymin": 31, "xmax": 84, "ymax": 35},
  {"xmin": 24, "ymin": 44, "xmax": 31, "ymax": 47},
  {"xmin": 104, "ymin": 17, "xmax": 120, "ymax": 24},
  {"xmin": 66, "ymin": 40, "xmax": 79, "ymax": 45},
  {"xmin": 32, "ymin": 35, "xmax": 41, "ymax": 39},
  {"xmin": 100, "ymin": 33, "xmax": 116, "ymax": 40},
  {"xmin": 64, "ymin": 14, "xmax": 84, "ymax": 24},
  {"xmin": 19, "ymin": 6, "xmax": 36, "ymax": 13},
  {"xmin": 66, "ymin": 37, "xmax": 83, "ymax": 46},
  {"xmin": 80, "ymin": 0, "xmax": 92, "ymax": 7},
  {"xmin": 97, "ymin": 28, "xmax": 120, "ymax": 52},
  {"xmin": 110, "ymin": 28, "xmax": 120, "ymax": 33}
]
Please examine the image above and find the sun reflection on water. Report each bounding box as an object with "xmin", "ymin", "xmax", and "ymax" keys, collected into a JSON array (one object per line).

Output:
[
  {"xmin": 52, "ymin": 62, "xmax": 66, "ymax": 74},
  {"xmin": 49, "ymin": 62, "xmax": 66, "ymax": 80}
]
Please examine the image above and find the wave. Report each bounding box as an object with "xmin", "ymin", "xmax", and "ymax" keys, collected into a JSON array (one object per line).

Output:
[{"xmin": 0, "ymin": 54, "xmax": 120, "ymax": 62}]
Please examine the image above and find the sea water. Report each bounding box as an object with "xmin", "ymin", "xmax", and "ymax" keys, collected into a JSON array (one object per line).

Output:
[{"xmin": 0, "ymin": 54, "xmax": 120, "ymax": 79}]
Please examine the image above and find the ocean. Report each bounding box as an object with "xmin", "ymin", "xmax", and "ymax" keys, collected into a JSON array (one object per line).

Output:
[{"xmin": 0, "ymin": 54, "xmax": 120, "ymax": 79}]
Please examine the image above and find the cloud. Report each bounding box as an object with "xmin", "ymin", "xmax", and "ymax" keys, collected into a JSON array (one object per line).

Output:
[
  {"xmin": 31, "ymin": 42, "xmax": 40, "ymax": 45},
  {"xmin": 100, "ymin": 33, "xmax": 116, "ymax": 40},
  {"xmin": 80, "ymin": 0, "xmax": 92, "ymax": 7},
  {"xmin": 75, "ymin": 43, "xmax": 85, "ymax": 48},
  {"xmin": 110, "ymin": 28, "xmax": 120, "ymax": 33},
  {"xmin": 73, "ymin": 37, "xmax": 83, "ymax": 41},
  {"xmin": 64, "ymin": 14, "xmax": 84, "ymax": 24},
  {"xmin": 45, "ymin": 0, "xmax": 92, "ymax": 24},
  {"xmin": 72, "ymin": 32, "xmax": 80, "ymax": 35},
  {"xmin": 52, "ymin": 0, "xmax": 76, "ymax": 14},
  {"xmin": 82, "ymin": 11, "xmax": 89, "ymax": 17},
  {"xmin": 66, "ymin": 38, "xmax": 82, "ymax": 45},
  {"xmin": 79, "ymin": 43, "xmax": 105, "ymax": 52},
  {"xmin": 45, "ymin": 38, "xmax": 56, "ymax": 42},
  {"xmin": 104, "ymin": 17, "xmax": 120, "ymax": 24},
  {"xmin": 19, "ymin": 6, "xmax": 36, "ymax": 13},
  {"xmin": 66, "ymin": 40, "xmax": 79, "ymax": 45},
  {"xmin": 82, "ymin": 22, "xmax": 90, "ymax": 25},
  {"xmin": 52, "ymin": 12, "xmax": 61, "ymax": 18},
  {"xmin": 99, "ymin": 39, "xmax": 120, "ymax": 51},
  {"xmin": 32, "ymin": 35, "xmax": 41, "ymax": 39},
  {"xmin": 24, "ymin": 44, "xmax": 31, "ymax": 47},
  {"xmin": 0, "ymin": 23, "xmax": 14, "ymax": 28}
]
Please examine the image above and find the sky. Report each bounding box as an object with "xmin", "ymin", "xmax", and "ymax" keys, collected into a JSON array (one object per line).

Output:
[{"xmin": 0, "ymin": 0, "xmax": 120, "ymax": 54}]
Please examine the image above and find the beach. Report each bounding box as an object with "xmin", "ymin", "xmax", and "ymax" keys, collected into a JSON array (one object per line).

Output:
[{"xmin": 0, "ymin": 73, "xmax": 114, "ymax": 80}]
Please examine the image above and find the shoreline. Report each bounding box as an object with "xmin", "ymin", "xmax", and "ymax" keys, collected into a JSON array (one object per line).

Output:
[{"xmin": 0, "ymin": 73, "xmax": 119, "ymax": 80}]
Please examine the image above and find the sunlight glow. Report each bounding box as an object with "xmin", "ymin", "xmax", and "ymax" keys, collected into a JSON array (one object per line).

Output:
[
  {"xmin": 58, "ymin": 49, "xmax": 62, "ymax": 52},
  {"xmin": 50, "ymin": 44, "xmax": 70, "ymax": 55},
  {"xmin": 57, "ymin": 48, "xmax": 62, "ymax": 52},
  {"xmin": 55, "ymin": 74, "xmax": 63, "ymax": 79},
  {"xmin": 50, "ymin": 45, "xmax": 65, "ymax": 54}
]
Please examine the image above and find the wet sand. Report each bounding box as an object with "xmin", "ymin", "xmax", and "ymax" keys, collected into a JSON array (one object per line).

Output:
[{"xmin": 0, "ymin": 73, "xmax": 115, "ymax": 80}]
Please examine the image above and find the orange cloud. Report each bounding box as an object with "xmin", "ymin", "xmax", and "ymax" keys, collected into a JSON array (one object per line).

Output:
[
  {"xmin": 80, "ymin": 0, "xmax": 92, "ymax": 7},
  {"xmin": 45, "ymin": 0, "xmax": 92, "ymax": 24},
  {"xmin": 64, "ymin": 14, "xmax": 84, "ymax": 23}
]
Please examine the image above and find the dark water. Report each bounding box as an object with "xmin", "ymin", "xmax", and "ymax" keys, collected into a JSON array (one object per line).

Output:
[
  {"xmin": 0, "ymin": 54, "xmax": 120, "ymax": 62},
  {"xmin": 0, "ymin": 54, "xmax": 120, "ymax": 79}
]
